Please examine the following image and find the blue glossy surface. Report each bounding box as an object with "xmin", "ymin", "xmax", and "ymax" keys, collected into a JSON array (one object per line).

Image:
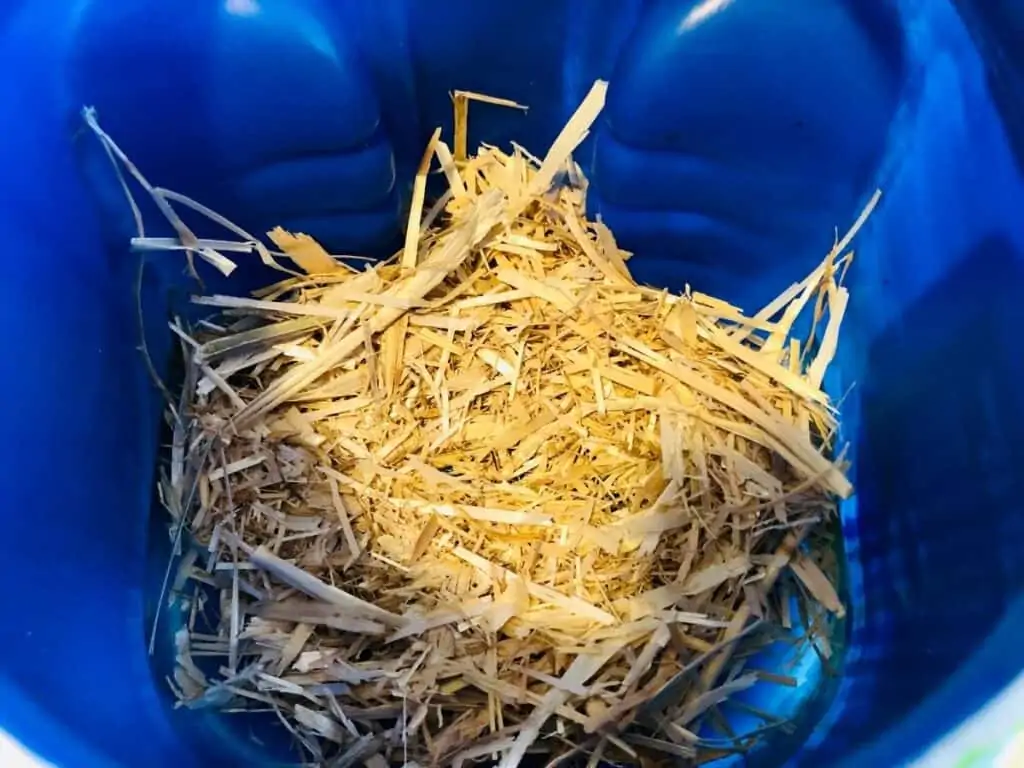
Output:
[{"xmin": 0, "ymin": 0, "xmax": 1022, "ymax": 766}]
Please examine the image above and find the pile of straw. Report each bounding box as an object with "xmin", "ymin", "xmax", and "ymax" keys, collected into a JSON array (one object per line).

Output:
[{"xmin": 88, "ymin": 81, "xmax": 874, "ymax": 767}]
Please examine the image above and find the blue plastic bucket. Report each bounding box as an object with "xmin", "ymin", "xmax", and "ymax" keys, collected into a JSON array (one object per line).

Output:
[{"xmin": 1, "ymin": 1, "xmax": 1023, "ymax": 766}]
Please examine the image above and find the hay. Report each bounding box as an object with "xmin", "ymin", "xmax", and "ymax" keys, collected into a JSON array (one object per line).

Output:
[{"xmin": 88, "ymin": 80, "xmax": 876, "ymax": 766}]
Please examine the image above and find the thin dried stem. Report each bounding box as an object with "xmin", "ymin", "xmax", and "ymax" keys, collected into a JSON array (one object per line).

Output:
[{"xmin": 117, "ymin": 79, "xmax": 870, "ymax": 766}]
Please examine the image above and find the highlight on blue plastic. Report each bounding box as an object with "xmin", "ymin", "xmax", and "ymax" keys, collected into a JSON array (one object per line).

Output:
[{"xmin": 1, "ymin": 0, "xmax": 1022, "ymax": 766}]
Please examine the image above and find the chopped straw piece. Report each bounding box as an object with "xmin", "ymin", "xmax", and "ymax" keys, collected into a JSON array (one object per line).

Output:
[{"xmin": 93, "ymin": 79, "xmax": 872, "ymax": 766}]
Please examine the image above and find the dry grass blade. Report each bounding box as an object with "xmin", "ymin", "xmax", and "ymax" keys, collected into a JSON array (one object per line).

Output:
[{"xmin": 101, "ymin": 78, "xmax": 874, "ymax": 766}]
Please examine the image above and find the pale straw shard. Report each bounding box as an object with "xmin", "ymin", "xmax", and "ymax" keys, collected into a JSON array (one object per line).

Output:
[{"xmin": 90, "ymin": 80, "xmax": 876, "ymax": 766}]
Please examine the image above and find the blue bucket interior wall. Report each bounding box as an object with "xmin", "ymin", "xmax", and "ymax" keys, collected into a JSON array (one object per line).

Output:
[{"xmin": 1, "ymin": 1, "xmax": 1023, "ymax": 766}]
